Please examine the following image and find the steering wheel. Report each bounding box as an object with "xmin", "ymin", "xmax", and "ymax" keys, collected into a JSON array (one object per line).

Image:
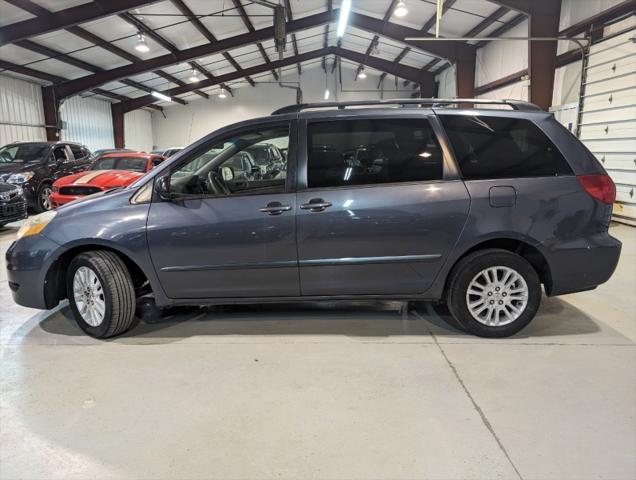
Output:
[{"xmin": 207, "ymin": 171, "xmax": 231, "ymax": 196}]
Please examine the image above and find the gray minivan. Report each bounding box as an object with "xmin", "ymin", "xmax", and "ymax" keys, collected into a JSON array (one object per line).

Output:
[{"xmin": 6, "ymin": 99, "xmax": 621, "ymax": 338}]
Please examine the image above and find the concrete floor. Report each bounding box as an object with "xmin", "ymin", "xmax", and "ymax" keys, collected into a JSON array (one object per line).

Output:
[{"xmin": 0, "ymin": 223, "xmax": 634, "ymax": 480}]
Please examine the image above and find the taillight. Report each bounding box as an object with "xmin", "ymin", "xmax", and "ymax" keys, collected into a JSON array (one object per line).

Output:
[{"xmin": 577, "ymin": 174, "xmax": 616, "ymax": 204}]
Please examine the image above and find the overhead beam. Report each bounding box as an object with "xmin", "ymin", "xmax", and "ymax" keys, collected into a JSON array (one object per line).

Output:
[
  {"xmin": 559, "ymin": 0, "xmax": 635, "ymax": 36},
  {"xmin": 464, "ymin": 6, "xmax": 510, "ymax": 37},
  {"xmin": 170, "ymin": 0, "xmax": 255, "ymax": 87},
  {"xmin": 487, "ymin": 0, "xmax": 531, "ymax": 14},
  {"xmin": 119, "ymin": 47, "xmax": 435, "ymax": 112},
  {"xmin": 232, "ymin": 0, "xmax": 279, "ymax": 80},
  {"xmin": 52, "ymin": 10, "xmax": 336, "ymax": 99},
  {"xmin": 4, "ymin": 0, "xmax": 207, "ymax": 100},
  {"xmin": 0, "ymin": 0, "xmax": 160, "ymax": 46},
  {"xmin": 0, "ymin": 59, "xmax": 64, "ymax": 83},
  {"xmin": 13, "ymin": 38, "xmax": 189, "ymax": 105},
  {"xmin": 474, "ymin": 13, "xmax": 526, "ymax": 48},
  {"xmin": 348, "ymin": 11, "xmax": 475, "ymax": 61},
  {"xmin": 420, "ymin": 0, "xmax": 457, "ymax": 33},
  {"xmin": 355, "ymin": 0, "xmax": 399, "ymax": 80},
  {"xmin": 283, "ymin": 0, "xmax": 302, "ymax": 75}
]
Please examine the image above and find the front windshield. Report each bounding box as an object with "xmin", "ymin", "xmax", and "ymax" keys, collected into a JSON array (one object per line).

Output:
[
  {"xmin": 91, "ymin": 156, "xmax": 147, "ymax": 172},
  {"xmin": 245, "ymin": 145, "xmax": 271, "ymax": 165},
  {"xmin": 0, "ymin": 144, "xmax": 48, "ymax": 163}
]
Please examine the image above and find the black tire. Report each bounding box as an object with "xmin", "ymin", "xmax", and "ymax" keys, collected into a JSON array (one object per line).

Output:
[
  {"xmin": 34, "ymin": 182, "xmax": 53, "ymax": 213},
  {"xmin": 446, "ymin": 249, "xmax": 541, "ymax": 338},
  {"xmin": 67, "ymin": 250, "xmax": 138, "ymax": 338}
]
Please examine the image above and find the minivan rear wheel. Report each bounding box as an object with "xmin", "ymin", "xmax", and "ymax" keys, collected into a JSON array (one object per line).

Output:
[
  {"xmin": 446, "ymin": 249, "xmax": 541, "ymax": 338},
  {"xmin": 67, "ymin": 250, "xmax": 138, "ymax": 338}
]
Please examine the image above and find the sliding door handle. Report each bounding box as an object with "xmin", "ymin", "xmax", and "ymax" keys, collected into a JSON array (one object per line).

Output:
[{"xmin": 300, "ymin": 198, "xmax": 332, "ymax": 212}]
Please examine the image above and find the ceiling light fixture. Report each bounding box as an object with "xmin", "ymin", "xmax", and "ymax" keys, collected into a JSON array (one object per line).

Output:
[
  {"xmin": 358, "ymin": 68, "xmax": 367, "ymax": 79},
  {"xmin": 135, "ymin": 32, "xmax": 149, "ymax": 52},
  {"xmin": 394, "ymin": 0, "xmax": 408, "ymax": 17},
  {"xmin": 324, "ymin": 89, "xmax": 330, "ymax": 100},
  {"xmin": 336, "ymin": 0, "xmax": 351, "ymax": 38},
  {"xmin": 218, "ymin": 88, "xmax": 227, "ymax": 99},
  {"xmin": 151, "ymin": 91, "xmax": 171, "ymax": 102},
  {"xmin": 189, "ymin": 69, "xmax": 199, "ymax": 83}
]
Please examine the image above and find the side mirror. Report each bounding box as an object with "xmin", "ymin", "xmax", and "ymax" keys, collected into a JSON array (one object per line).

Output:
[
  {"xmin": 221, "ymin": 166, "xmax": 234, "ymax": 182},
  {"xmin": 154, "ymin": 175, "xmax": 171, "ymax": 200}
]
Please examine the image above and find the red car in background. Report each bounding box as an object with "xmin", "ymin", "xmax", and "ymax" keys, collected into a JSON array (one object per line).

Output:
[{"xmin": 50, "ymin": 152, "xmax": 164, "ymax": 208}]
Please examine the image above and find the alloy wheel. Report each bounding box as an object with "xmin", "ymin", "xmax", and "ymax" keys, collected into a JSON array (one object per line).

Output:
[
  {"xmin": 465, "ymin": 266, "xmax": 528, "ymax": 326},
  {"xmin": 72, "ymin": 266, "xmax": 106, "ymax": 327}
]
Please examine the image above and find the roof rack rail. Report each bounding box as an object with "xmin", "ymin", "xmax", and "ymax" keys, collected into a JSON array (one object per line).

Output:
[{"xmin": 271, "ymin": 98, "xmax": 543, "ymax": 115}]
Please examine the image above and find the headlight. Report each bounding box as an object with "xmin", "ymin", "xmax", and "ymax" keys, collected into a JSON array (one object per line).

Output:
[
  {"xmin": 7, "ymin": 171, "xmax": 35, "ymax": 184},
  {"xmin": 16, "ymin": 210, "xmax": 57, "ymax": 240}
]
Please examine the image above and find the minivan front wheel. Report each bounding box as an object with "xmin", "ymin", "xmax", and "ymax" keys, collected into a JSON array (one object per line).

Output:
[
  {"xmin": 447, "ymin": 249, "xmax": 541, "ymax": 338},
  {"xmin": 35, "ymin": 183, "xmax": 53, "ymax": 212},
  {"xmin": 67, "ymin": 250, "xmax": 137, "ymax": 338}
]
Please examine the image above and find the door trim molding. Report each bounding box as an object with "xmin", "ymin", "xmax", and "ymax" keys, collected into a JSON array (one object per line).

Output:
[
  {"xmin": 161, "ymin": 254, "xmax": 441, "ymax": 272},
  {"xmin": 299, "ymin": 254, "xmax": 441, "ymax": 266}
]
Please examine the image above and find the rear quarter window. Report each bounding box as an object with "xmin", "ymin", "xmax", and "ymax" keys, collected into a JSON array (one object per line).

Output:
[{"xmin": 440, "ymin": 115, "xmax": 573, "ymax": 180}]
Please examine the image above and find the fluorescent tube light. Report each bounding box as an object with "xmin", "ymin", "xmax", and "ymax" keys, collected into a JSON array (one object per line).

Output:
[
  {"xmin": 151, "ymin": 91, "xmax": 172, "ymax": 102},
  {"xmin": 337, "ymin": 0, "xmax": 351, "ymax": 38},
  {"xmin": 324, "ymin": 89, "xmax": 330, "ymax": 100}
]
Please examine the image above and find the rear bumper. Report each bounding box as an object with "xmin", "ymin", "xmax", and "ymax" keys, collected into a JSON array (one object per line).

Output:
[
  {"xmin": 542, "ymin": 232, "xmax": 622, "ymax": 296},
  {"xmin": 6, "ymin": 234, "xmax": 64, "ymax": 310}
]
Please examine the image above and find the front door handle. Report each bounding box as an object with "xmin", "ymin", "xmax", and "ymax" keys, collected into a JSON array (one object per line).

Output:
[{"xmin": 259, "ymin": 201, "xmax": 292, "ymax": 215}]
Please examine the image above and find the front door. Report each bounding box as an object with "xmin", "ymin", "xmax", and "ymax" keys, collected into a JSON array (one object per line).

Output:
[
  {"xmin": 147, "ymin": 121, "xmax": 299, "ymax": 299},
  {"xmin": 296, "ymin": 114, "xmax": 470, "ymax": 296}
]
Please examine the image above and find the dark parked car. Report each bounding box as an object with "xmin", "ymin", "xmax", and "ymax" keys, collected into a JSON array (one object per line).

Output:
[
  {"xmin": 0, "ymin": 182, "xmax": 27, "ymax": 227},
  {"xmin": 0, "ymin": 141, "xmax": 91, "ymax": 212},
  {"xmin": 6, "ymin": 99, "xmax": 621, "ymax": 339}
]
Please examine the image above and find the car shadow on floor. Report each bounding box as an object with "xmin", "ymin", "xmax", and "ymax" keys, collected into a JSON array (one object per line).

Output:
[{"xmin": 34, "ymin": 295, "xmax": 604, "ymax": 343}]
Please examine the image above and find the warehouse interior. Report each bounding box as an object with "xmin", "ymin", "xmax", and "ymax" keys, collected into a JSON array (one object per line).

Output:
[{"xmin": 0, "ymin": 1, "xmax": 635, "ymax": 479}]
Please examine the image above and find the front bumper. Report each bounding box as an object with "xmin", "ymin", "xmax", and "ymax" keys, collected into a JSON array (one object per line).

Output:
[
  {"xmin": 50, "ymin": 192, "xmax": 81, "ymax": 208},
  {"xmin": 543, "ymin": 232, "xmax": 622, "ymax": 296},
  {"xmin": 0, "ymin": 194, "xmax": 27, "ymax": 225},
  {"xmin": 6, "ymin": 233, "xmax": 64, "ymax": 310}
]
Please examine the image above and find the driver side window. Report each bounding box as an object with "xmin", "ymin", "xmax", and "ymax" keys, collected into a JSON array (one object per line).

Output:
[
  {"xmin": 53, "ymin": 146, "xmax": 68, "ymax": 161},
  {"xmin": 169, "ymin": 125, "xmax": 289, "ymax": 197}
]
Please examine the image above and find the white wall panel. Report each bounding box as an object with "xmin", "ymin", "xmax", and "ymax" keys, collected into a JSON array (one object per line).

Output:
[
  {"xmin": 124, "ymin": 109, "xmax": 153, "ymax": 152},
  {"xmin": 436, "ymin": 65, "xmax": 456, "ymax": 98},
  {"xmin": 558, "ymin": 0, "xmax": 626, "ymax": 54},
  {"xmin": 578, "ymin": 26, "xmax": 636, "ymax": 225},
  {"xmin": 151, "ymin": 66, "xmax": 413, "ymax": 148},
  {"xmin": 60, "ymin": 95, "xmax": 114, "ymax": 151},
  {"xmin": 552, "ymin": 60, "xmax": 583, "ymax": 106},
  {"xmin": 0, "ymin": 75, "xmax": 46, "ymax": 145},
  {"xmin": 475, "ymin": 20, "xmax": 528, "ymax": 88},
  {"xmin": 476, "ymin": 80, "xmax": 529, "ymax": 102}
]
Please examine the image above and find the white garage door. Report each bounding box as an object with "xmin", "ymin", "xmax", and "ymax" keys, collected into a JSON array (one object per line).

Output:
[{"xmin": 578, "ymin": 27, "xmax": 636, "ymax": 225}]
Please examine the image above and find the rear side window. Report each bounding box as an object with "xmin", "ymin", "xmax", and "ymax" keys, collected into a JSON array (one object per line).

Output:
[
  {"xmin": 440, "ymin": 115, "xmax": 572, "ymax": 180},
  {"xmin": 307, "ymin": 119, "xmax": 443, "ymax": 189}
]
